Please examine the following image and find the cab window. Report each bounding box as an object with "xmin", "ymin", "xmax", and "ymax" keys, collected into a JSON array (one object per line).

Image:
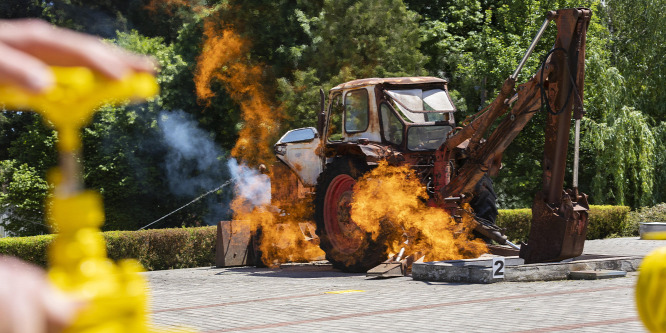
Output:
[
  {"xmin": 327, "ymin": 93, "xmax": 344, "ymax": 141},
  {"xmin": 344, "ymin": 89, "xmax": 369, "ymax": 132},
  {"xmin": 380, "ymin": 104, "xmax": 403, "ymax": 145}
]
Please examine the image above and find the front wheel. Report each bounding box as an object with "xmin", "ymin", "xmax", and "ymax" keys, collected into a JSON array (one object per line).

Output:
[{"xmin": 314, "ymin": 158, "xmax": 387, "ymax": 272}]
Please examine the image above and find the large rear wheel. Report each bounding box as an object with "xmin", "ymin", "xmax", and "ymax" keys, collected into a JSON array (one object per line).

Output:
[
  {"xmin": 314, "ymin": 158, "xmax": 387, "ymax": 272},
  {"xmin": 470, "ymin": 174, "xmax": 498, "ymax": 225}
]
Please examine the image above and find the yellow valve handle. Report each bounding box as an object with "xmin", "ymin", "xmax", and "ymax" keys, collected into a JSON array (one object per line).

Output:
[
  {"xmin": 636, "ymin": 246, "xmax": 666, "ymax": 333},
  {"xmin": 0, "ymin": 66, "xmax": 158, "ymax": 151},
  {"xmin": 0, "ymin": 67, "xmax": 192, "ymax": 332},
  {"xmin": 637, "ymin": 228, "xmax": 666, "ymax": 332}
]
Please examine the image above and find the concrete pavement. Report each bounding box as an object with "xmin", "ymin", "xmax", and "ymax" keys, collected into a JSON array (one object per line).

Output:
[{"xmin": 146, "ymin": 237, "xmax": 666, "ymax": 332}]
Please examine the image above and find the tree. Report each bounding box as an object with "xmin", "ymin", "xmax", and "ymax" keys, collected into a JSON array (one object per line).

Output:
[
  {"xmin": 0, "ymin": 113, "xmax": 57, "ymax": 236},
  {"xmin": 82, "ymin": 30, "xmax": 230, "ymax": 230},
  {"xmin": 440, "ymin": 0, "xmax": 606, "ymax": 207},
  {"xmin": 309, "ymin": 0, "xmax": 427, "ymax": 81},
  {"xmin": 603, "ymin": 0, "xmax": 666, "ymax": 121},
  {"xmin": 599, "ymin": 0, "xmax": 666, "ymax": 205},
  {"xmin": 0, "ymin": 161, "xmax": 50, "ymax": 236},
  {"xmin": 278, "ymin": 0, "xmax": 428, "ymax": 132},
  {"xmin": 406, "ymin": 0, "xmax": 484, "ymax": 78}
]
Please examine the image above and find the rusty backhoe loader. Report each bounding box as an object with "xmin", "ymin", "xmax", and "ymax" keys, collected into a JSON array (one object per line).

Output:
[{"xmin": 272, "ymin": 8, "xmax": 592, "ymax": 273}]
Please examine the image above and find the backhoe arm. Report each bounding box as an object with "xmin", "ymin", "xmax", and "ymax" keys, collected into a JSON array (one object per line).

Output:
[{"xmin": 439, "ymin": 8, "xmax": 592, "ymax": 263}]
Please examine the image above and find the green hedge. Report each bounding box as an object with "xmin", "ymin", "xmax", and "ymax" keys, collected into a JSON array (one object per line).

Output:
[
  {"xmin": 0, "ymin": 206, "xmax": 633, "ymax": 268},
  {"xmin": 0, "ymin": 234, "xmax": 53, "ymax": 267},
  {"xmin": 0, "ymin": 226, "xmax": 216, "ymax": 270},
  {"xmin": 496, "ymin": 205, "xmax": 632, "ymax": 242}
]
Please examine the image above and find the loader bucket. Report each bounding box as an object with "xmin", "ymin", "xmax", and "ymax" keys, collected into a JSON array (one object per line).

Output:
[{"xmin": 519, "ymin": 192, "xmax": 589, "ymax": 264}]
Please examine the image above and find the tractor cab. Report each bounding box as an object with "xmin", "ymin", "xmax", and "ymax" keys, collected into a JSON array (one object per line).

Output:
[
  {"xmin": 322, "ymin": 77, "xmax": 457, "ymax": 153},
  {"xmin": 273, "ymin": 77, "xmax": 458, "ymax": 197}
]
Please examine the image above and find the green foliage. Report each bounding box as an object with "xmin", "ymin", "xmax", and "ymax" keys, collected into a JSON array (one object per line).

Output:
[
  {"xmin": 0, "ymin": 226, "xmax": 216, "ymax": 270},
  {"xmin": 0, "ymin": 234, "xmax": 53, "ymax": 267},
  {"xmin": 277, "ymin": 0, "xmax": 428, "ymax": 136},
  {"xmin": 584, "ymin": 105, "xmax": 656, "ymax": 208},
  {"xmin": 581, "ymin": 63, "xmax": 656, "ymax": 208},
  {"xmin": 105, "ymin": 226, "xmax": 216, "ymax": 270},
  {"xmin": 496, "ymin": 205, "xmax": 631, "ymax": 242},
  {"xmin": 631, "ymin": 203, "xmax": 666, "ymax": 222},
  {"xmin": 604, "ymin": 0, "xmax": 666, "ymax": 122},
  {"xmin": 0, "ymin": 160, "xmax": 51, "ymax": 236},
  {"xmin": 0, "ymin": 0, "xmax": 47, "ymax": 21},
  {"xmin": 311, "ymin": 0, "xmax": 427, "ymax": 80},
  {"xmin": 167, "ymin": 19, "xmax": 242, "ymax": 152},
  {"xmin": 410, "ymin": 1, "xmax": 608, "ymax": 209},
  {"xmin": 586, "ymin": 205, "xmax": 632, "ymax": 239},
  {"xmin": 578, "ymin": 1, "xmax": 664, "ymax": 207},
  {"xmin": 0, "ymin": 0, "xmax": 663, "ymax": 233},
  {"xmin": 654, "ymin": 124, "xmax": 666, "ymax": 202},
  {"xmin": 0, "ymin": 111, "xmax": 58, "ymax": 236},
  {"xmin": 277, "ymin": 69, "xmax": 322, "ymax": 130},
  {"xmin": 222, "ymin": 0, "xmax": 324, "ymax": 78},
  {"xmin": 626, "ymin": 203, "xmax": 666, "ymax": 237},
  {"xmin": 407, "ymin": 0, "xmax": 483, "ymax": 77},
  {"xmin": 496, "ymin": 208, "xmax": 531, "ymax": 241},
  {"xmin": 81, "ymin": 30, "xmax": 213, "ymax": 231}
]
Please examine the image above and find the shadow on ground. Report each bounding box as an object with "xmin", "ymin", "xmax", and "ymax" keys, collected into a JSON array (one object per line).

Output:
[{"xmin": 210, "ymin": 263, "xmax": 366, "ymax": 279}]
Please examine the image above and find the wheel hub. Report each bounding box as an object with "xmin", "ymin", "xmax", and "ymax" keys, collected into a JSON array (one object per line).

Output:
[{"xmin": 324, "ymin": 174, "xmax": 363, "ymax": 254}]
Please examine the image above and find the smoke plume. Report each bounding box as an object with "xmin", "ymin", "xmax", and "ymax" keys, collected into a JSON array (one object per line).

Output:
[{"xmin": 158, "ymin": 110, "xmax": 270, "ymax": 224}]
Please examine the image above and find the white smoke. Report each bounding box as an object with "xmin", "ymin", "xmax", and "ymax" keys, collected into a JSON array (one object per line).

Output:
[
  {"xmin": 226, "ymin": 158, "xmax": 271, "ymax": 207},
  {"xmin": 159, "ymin": 110, "xmax": 223, "ymax": 197},
  {"xmin": 158, "ymin": 110, "xmax": 271, "ymax": 224}
]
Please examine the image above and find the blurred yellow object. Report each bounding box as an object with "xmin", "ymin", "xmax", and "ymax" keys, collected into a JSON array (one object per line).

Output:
[
  {"xmin": 636, "ymin": 229, "xmax": 666, "ymax": 333},
  {"xmin": 643, "ymin": 231, "xmax": 666, "ymax": 240},
  {"xmin": 0, "ymin": 67, "xmax": 158, "ymax": 152},
  {"xmin": 0, "ymin": 67, "xmax": 192, "ymax": 332}
]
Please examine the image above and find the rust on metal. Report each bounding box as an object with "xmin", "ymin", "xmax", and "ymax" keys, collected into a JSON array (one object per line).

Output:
[
  {"xmin": 215, "ymin": 220, "xmax": 254, "ymax": 267},
  {"xmin": 518, "ymin": 9, "xmax": 592, "ymax": 264},
  {"xmin": 367, "ymin": 251, "xmax": 424, "ymax": 278},
  {"xmin": 436, "ymin": 8, "xmax": 592, "ymax": 264},
  {"xmin": 266, "ymin": 8, "xmax": 593, "ymax": 273},
  {"xmin": 520, "ymin": 191, "xmax": 589, "ymax": 263},
  {"xmin": 441, "ymin": 73, "xmax": 547, "ymax": 198},
  {"xmin": 331, "ymin": 76, "xmax": 447, "ymax": 92},
  {"xmin": 271, "ymin": 160, "xmax": 301, "ymax": 202}
]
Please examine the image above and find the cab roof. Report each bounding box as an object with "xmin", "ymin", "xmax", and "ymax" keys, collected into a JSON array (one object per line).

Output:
[{"xmin": 330, "ymin": 76, "xmax": 448, "ymax": 92}]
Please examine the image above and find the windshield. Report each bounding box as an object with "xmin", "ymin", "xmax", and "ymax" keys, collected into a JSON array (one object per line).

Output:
[
  {"xmin": 385, "ymin": 89, "xmax": 455, "ymax": 123},
  {"xmin": 407, "ymin": 125, "xmax": 452, "ymax": 151}
]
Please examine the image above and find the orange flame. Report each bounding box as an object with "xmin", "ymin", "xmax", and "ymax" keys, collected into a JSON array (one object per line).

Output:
[
  {"xmin": 192, "ymin": 17, "xmax": 323, "ymax": 266},
  {"xmin": 231, "ymin": 182, "xmax": 324, "ymax": 267},
  {"xmin": 195, "ymin": 20, "xmax": 281, "ymax": 167},
  {"xmin": 351, "ymin": 162, "xmax": 487, "ymax": 261},
  {"xmin": 147, "ymin": 4, "xmax": 485, "ymax": 267}
]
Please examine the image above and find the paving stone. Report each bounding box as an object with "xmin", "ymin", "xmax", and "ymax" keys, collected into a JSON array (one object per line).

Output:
[
  {"xmin": 413, "ymin": 254, "xmax": 642, "ymax": 283},
  {"xmin": 569, "ymin": 269, "xmax": 627, "ymax": 280},
  {"xmin": 145, "ymin": 237, "xmax": 665, "ymax": 332}
]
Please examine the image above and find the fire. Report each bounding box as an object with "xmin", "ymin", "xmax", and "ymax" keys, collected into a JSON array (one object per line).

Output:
[
  {"xmin": 194, "ymin": 20, "xmax": 281, "ymax": 168},
  {"xmin": 191, "ymin": 15, "xmax": 323, "ymax": 266},
  {"xmin": 231, "ymin": 202, "xmax": 325, "ymax": 267},
  {"xmin": 145, "ymin": 3, "xmax": 485, "ymax": 268},
  {"xmin": 351, "ymin": 161, "xmax": 488, "ymax": 261},
  {"xmin": 230, "ymin": 165, "xmax": 324, "ymax": 266}
]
